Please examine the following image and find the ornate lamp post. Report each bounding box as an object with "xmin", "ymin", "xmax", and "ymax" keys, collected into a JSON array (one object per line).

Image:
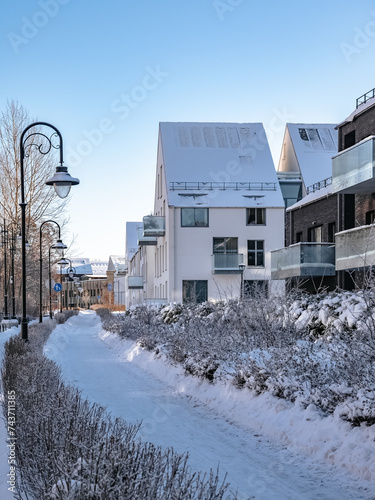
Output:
[
  {"xmin": 20, "ymin": 122, "xmax": 79, "ymax": 341},
  {"xmin": 39, "ymin": 220, "xmax": 67, "ymax": 322}
]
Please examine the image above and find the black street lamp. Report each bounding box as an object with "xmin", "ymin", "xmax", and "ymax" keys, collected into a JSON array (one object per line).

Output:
[
  {"xmin": 20, "ymin": 122, "xmax": 79, "ymax": 341},
  {"xmin": 239, "ymin": 263, "xmax": 246, "ymax": 299},
  {"xmin": 1, "ymin": 221, "xmax": 9, "ymax": 320},
  {"xmin": 39, "ymin": 220, "xmax": 67, "ymax": 322},
  {"xmin": 57, "ymin": 257, "xmax": 75, "ymax": 309}
]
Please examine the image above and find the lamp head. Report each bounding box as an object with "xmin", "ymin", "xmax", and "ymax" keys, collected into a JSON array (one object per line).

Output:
[
  {"xmin": 52, "ymin": 238, "xmax": 67, "ymax": 256},
  {"xmin": 46, "ymin": 164, "xmax": 80, "ymax": 199}
]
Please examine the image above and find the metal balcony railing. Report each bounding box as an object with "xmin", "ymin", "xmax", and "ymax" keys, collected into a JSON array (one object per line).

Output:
[
  {"xmin": 356, "ymin": 88, "xmax": 375, "ymax": 108},
  {"xmin": 335, "ymin": 225, "xmax": 375, "ymax": 270},
  {"xmin": 169, "ymin": 181, "xmax": 277, "ymax": 191},
  {"xmin": 143, "ymin": 216, "xmax": 165, "ymax": 237},
  {"xmin": 271, "ymin": 243, "xmax": 336, "ymax": 280},
  {"xmin": 137, "ymin": 226, "xmax": 157, "ymax": 246},
  {"xmin": 127, "ymin": 276, "xmax": 143, "ymax": 289},
  {"xmin": 332, "ymin": 136, "xmax": 375, "ymax": 194},
  {"xmin": 212, "ymin": 253, "xmax": 244, "ymax": 273}
]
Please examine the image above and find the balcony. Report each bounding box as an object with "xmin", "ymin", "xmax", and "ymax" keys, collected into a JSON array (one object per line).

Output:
[
  {"xmin": 137, "ymin": 226, "xmax": 157, "ymax": 246},
  {"xmin": 143, "ymin": 216, "xmax": 165, "ymax": 237},
  {"xmin": 336, "ymin": 225, "xmax": 375, "ymax": 270},
  {"xmin": 212, "ymin": 253, "xmax": 244, "ymax": 274},
  {"xmin": 271, "ymin": 243, "xmax": 336, "ymax": 280},
  {"xmin": 127, "ymin": 276, "xmax": 143, "ymax": 289},
  {"xmin": 332, "ymin": 136, "xmax": 375, "ymax": 194}
]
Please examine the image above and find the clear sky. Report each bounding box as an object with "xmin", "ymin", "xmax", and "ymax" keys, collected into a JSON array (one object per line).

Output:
[{"xmin": 1, "ymin": 0, "xmax": 375, "ymax": 260}]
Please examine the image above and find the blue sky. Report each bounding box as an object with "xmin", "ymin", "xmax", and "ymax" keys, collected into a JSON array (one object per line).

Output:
[{"xmin": 1, "ymin": 0, "xmax": 375, "ymax": 259}]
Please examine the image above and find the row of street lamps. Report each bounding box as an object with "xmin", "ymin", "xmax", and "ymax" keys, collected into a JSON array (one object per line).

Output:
[{"xmin": 18, "ymin": 122, "xmax": 80, "ymax": 341}]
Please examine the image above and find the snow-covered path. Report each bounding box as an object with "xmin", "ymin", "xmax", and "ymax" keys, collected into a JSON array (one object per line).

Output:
[{"xmin": 44, "ymin": 311, "xmax": 374, "ymax": 499}]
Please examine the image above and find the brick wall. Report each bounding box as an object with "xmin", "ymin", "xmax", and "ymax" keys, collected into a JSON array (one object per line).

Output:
[
  {"xmin": 286, "ymin": 193, "xmax": 338, "ymax": 246},
  {"xmin": 338, "ymin": 103, "xmax": 375, "ymax": 151}
]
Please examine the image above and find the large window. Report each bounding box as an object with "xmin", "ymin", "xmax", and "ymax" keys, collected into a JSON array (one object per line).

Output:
[
  {"xmin": 247, "ymin": 240, "xmax": 264, "ymax": 267},
  {"xmin": 308, "ymin": 226, "xmax": 322, "ymax": 242},
  {"xmin": 213, "ymin": 237, "xmax": 238, "ymax": 254},
  {"xmin": 182, "ymin": 280, "xmax": 208, "ymax": 303},
  {"xmin": 181, "ymin": 208, "xmax": 209, "ymax": 227},
  {"xmin": 246, "ymin": 208, "xmax": 266, "ymax": 225}
]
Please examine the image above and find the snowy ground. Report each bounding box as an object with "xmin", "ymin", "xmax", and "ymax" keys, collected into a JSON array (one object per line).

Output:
[{"xmin": 40, "ymin": 311, "xmax": 375, "ymax": 499}]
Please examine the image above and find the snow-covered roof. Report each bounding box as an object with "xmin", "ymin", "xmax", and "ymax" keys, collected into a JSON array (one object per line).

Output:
[
  {"xmin": 159, "ymin": 122, "xmax": 284, "ymax": 208},
  {"xmin": 278, "ymin": 124, "xmax": 337, "ymax": 189},
  {"xmin": 90, "ymin": 261, "xmax": 108, "ymax": 276},
  {"xmin": 108, "ymin": 255, "xmax": 127, "ymax": 273},
  {"xmin": 126, "ymin": 222, "xmax": 142, "ymax": 261},
  {"xmin": 286, "ymin": 184, "xmax": 332, "ymax": 211},
  {"xmin": 338, "ymin": 97, "xmax": 375, "ymax": 127},
  {"xmin": 61, "ymin": 258, "xmax": 92, "ymax": 276}
]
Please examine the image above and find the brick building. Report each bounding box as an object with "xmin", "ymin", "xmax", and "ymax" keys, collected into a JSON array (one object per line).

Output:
[{"xmin": 272, "ymin": 88, "xmax": 375, "ymax": 292}]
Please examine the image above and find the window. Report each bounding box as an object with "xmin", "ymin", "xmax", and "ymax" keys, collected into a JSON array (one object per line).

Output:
[
  {"xmin": 344, "ymin": 131, "xmax": 356, "ymax": 149},
  {"xmin": 366, "ymin": 210, "xmax": 375, "ymax": 225},
  {"xmin": 296, "ymin": 232, "xmax": 303, "ymax": 243},
  {"xmin": 246, "ymin": 208, "xmax": 266, "ymax": 225},
  {"xmin": 213, "ymin": 237, "xmax": 238, "ymax": 254},
  {"xmin": 244, "ymin": 280, "xmax": 268, "ymax": 298},
  {"xmin": 181, "ymin": 208, "xmax": 209, "ymax": 227},
  {"xmin": 328, "ymin": 222, "xmax": 336, "ymax": 242},
  {"xmin": 247, "ymin": 240, "xmax": 264, "ymax": 266},
  {"xmin": 308, "ymin": 226, "xmax": 322, "ymax": 242},
  {"xmin": 183, "ymin": 280, "xmax": 208, "ymax": 304}
]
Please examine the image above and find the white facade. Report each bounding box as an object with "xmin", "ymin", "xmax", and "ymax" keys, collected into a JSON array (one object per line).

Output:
[
  {"xmin": 125, "ymin": 222, "xmax": 155, "ymax": 308},
  {"xmin": 107, "ymin": 255, "xmax": 127, "ymax": 305},
  {"xmin": 277, "ymin": 123, "xmax": 338, "ymax": 207},
  {"xmin": 126, "ymin": 122, "xmax": 285, "ymax": 304}
]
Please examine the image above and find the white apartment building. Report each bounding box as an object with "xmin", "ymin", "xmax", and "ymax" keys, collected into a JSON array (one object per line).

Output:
[
  {"xmin": 127, "ymin": 122, "xmax": 285, "ymax": 305},
  {"xmin": 125, "ymin": 222, "xmax": 155, "ymax": 307}
]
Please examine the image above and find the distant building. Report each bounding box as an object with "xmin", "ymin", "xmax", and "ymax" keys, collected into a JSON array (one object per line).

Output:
[{"xmin": 107, "ymin": 255, "xmax": 127, "ymax": 305}]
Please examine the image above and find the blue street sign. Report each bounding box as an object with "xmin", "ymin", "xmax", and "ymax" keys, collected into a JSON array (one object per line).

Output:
[
  {"xmin": 54, "ymin": 283, "xmax": 62, "ymax": 292},
  {"xmin": 107, "ymin": 283, "xmax": 113, "ymax": 292}
]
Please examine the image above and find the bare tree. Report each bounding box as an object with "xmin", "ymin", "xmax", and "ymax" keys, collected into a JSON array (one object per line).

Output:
[
  {"xmin": 0, "ymin": 101, "xmax": 70, "ymax": 316},
  {"xmin": 0, "ymin": 100, "xmax": 69, "ymax": 226}
]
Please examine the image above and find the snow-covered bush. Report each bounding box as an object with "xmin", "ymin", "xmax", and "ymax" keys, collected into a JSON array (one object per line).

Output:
[
  {"xmin": 101, "ymin": 290, "xmax": 375, "ymax": 426},
  {"xmin": 1, "ymin": 318, "xmax": 236, "ymax": 499}
]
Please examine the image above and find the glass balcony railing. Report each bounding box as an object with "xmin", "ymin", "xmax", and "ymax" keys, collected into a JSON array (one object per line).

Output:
[
  {"xmin": 127, "ymin": 276, "xmax": 143, "ymax": 289},
  {"xmin": 137, "ymin": 226, "xmax": 157, "ymax": 246},
  {"xmin": 336, "ymin": 225, "xmax": 375, "ymax": 270},
  {"xmin": 143, "ymin": 216, "xmax": 165, "ymax": 237},
  {"xmin": 212, "ymin": 253, "xmax": 244, "ymax": 273},
  {"xmin": 271, "ymin": 243, "xmax": 336, "ymax": 280},
  {"xmin": 332, "ymin": 136, "xmax": 375, "ymax": 194}
]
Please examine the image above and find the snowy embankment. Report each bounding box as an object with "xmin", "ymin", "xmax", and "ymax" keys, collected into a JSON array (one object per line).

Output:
[
  {"xmin": 43, "ymin": 311, "xmax": 374, "ymax": 499},
  {"xmin": 98, "ymin": 289, "xmax": 375, "ymax": 486},
  {"xmin": 98, "ymin": 326, "xmax": 375, "ymax": 485}
]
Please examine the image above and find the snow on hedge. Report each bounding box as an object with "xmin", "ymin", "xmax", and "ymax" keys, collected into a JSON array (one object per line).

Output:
[{"xmin": 100, "ymin": 289, "xmax": 375, "ymax": 427}]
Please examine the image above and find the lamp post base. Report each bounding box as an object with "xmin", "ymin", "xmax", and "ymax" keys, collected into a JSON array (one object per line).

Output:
[{"xmin": 21, "ymin": 321, "xmax": 28, "ymax": 341}]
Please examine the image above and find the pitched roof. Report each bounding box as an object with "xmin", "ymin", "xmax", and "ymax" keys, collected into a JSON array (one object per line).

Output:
[
  {"xmin": 61, "ymin": 258, "xmax": 92, "ymax": 276},
  {"xmin": 279, "ymin": 124, "xmax": 337, "ymax": 189},
  {"xmin": 159, "ymin": 122, "xmax": 284, "ymax": 208}
]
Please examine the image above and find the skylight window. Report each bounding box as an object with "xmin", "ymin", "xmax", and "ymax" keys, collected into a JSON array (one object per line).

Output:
[{"xmin": 298, "ymin": 127, "xmax": 336, "ymax": 151}]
